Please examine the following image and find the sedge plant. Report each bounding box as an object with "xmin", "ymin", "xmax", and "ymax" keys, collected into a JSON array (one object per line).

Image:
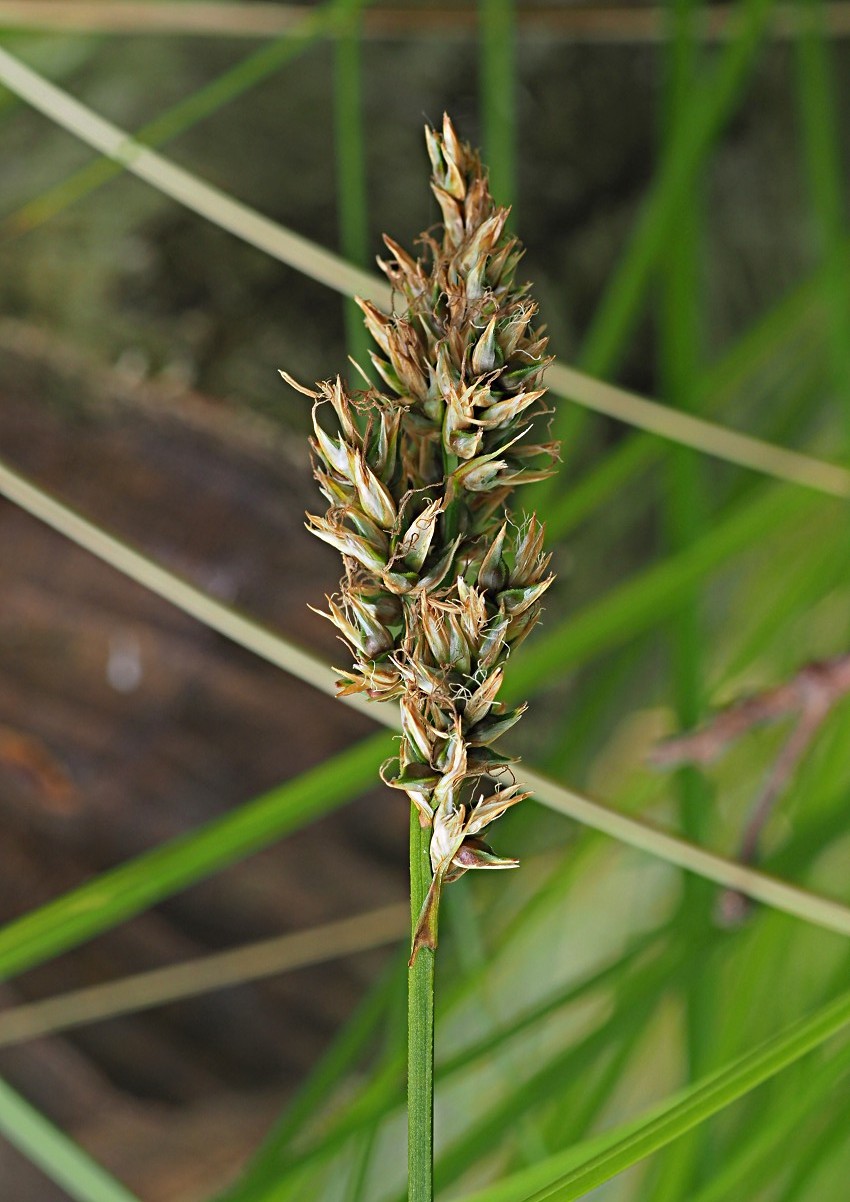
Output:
[{"xmin": 288, "ymin": 114, "xmax": 556, "ymax": 1200}]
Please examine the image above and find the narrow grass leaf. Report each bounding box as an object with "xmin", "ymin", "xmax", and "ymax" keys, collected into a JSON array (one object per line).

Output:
[
  {"xmin": 547, "ymin": 361, "xmax": 850, "ymax": 498},
  {"xmin": 333, "ymin": 4, "xmax": 372, "ymax": 370},
  {"xmin": 544, "ymin": 250, "xmax": 834, "ymax": 539},
  {"xmin": 0, "ymin": 731, "xmax": 391, "ymax": 980},
  {"xmin": 479, "ymin": 0, "xmax": 516, "ymax": 212},
  {"xmin": 462, "ymin": 985, "xmax": 850, "ymax": 1202},
  {"xmin": 653, "ymin": 9, "xmax": 715, "ymax": 1196},
  {"xmin": 219, "ymin": 957, "xmax": 406, "ymax": 1202},
  {"xmin": 508, "ymin": 487, "xmax": 824, "ymax": 700},
  {"xmin": 0, "ymin": 905, "xmax": 407, "ymax": 1046},
  {"xmin": 2, "ymin": 47, "xmax": 848, "ymax": 494},
  {"xmin": 4, "ymin": 454, "xmax": 850, "ymax": 938},
  {"xmin": 794, "ymin": 0, "xmax": 850, "ymax": 435},
  {"xmin": 546, "ymin": 0, "xmax": 778, "ymax": 488},
  {"xmin": 5, "ymin": 0, "xmax": 372, "ymax": 235},
  {"xmin": 686, "ymin": 1038, "xmax": 850, "ymax": 1202},
  {"xmin": 576, "ymin": 0, "xmax": 775, "ymax": 379},
  {"xmin": 0, "ymin": 1078, "xmax": 141, "ymax": 1202},
  {"xmin": 0, "ymin": 45, "xmax": 390, "ymax": 305}
]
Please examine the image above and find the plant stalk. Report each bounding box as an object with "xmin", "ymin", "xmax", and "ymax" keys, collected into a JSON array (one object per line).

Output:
[{"xmin": 408, "ymin": 806, "xmax": 435, "ymax": 1201}]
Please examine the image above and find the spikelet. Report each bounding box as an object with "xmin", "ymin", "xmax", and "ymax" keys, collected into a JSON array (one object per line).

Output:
[{"xmin": 293, "ymin": 115, "xmax": 557, "ymax": 962}]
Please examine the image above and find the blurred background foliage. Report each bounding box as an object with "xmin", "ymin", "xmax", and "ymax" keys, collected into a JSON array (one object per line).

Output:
[{"xmin": 1, "ymin": 1, "xmax": 850, "ymax": 1200}]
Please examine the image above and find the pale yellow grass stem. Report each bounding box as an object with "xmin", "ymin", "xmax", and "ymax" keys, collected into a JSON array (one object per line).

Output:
[
  {"xmin": 0, "ymin": 45, "xmax": 848, "ymax": 497},
  {"xmin": 0, "ymin": 904, "xmax": 408, "ymax": 1046},
  {"xmin": 1, "ymin": 455, "xmax": 849, "ymax": 940}
]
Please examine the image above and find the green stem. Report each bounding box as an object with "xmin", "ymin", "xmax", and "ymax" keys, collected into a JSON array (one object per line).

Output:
[
  {"xmin": 333, "ymin": 5, "xmax": 371, "ymax": 375},
  {"xmin": 479, "ymin": 0, "xmax": 516, "ymax": 213},
  {"xmin": 408, "ymin": 806, "xmax": 436, "ymax": 1201}
]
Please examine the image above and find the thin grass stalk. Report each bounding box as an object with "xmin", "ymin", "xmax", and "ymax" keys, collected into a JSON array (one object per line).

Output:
[
  {"xmin": 0, "ymin": 904, "xmax": 407, "ymax": 1048},
  {"xmin": 3, "ymin": 0, "xmax": 372, "ymax": 236},
  {"xmin": 299, "ymin": 115, "xmax": 557, "ymax": 1194},
  {"xmin": 651, "ymin": 3, "xmax": 715, "ymax": 1195},
  {"xmin": 333, "ymin": 3, "xmax": 371, "ymax": 371},
  {"xmin": 544, "ymin": 0, "xmax": 777, "ymax": 488},
  {"xmin": 408, "ymin": 809, "xmax": 435, "ymax": 1200},
  {"xmin": 9, "ymin": 2, "xmax": 850, "ymax": 42},
  {"xmin": 794, "ymin": 0, "xmax": 850, "ymax": 442},
  {"xmin": 0, "ymin": 1078, "xmax": 141, "ymax": 1202},
  {"xmin": 461, "ymin": 984, "xmax": 850, "ymax": 1202},
  {"xmin": 543, "ymin": 255, "xmax": 833, "ymax": 538},
  {"xmin": 0, "ymin": 46, "xmax": 390, "ymax": 304},
  {"xmin": 217, "ymin": 957, "xmax": 404, "ymax": 1202},
  {"xmin": 579, "ymin": 0, "xmax": 775, "ymax": 382},
  {"xmin": 545, "ymin": 359, "xmax": 850, "ymax": 496},
  {"xmin": 2, "ymin": 451, "xmax": 850, "ymax": 956},
  {"xmin": 479, "ymin": 0, "xmax": 516, "ymax": 213},
  {"xmin": 2, "ymin": 45, "xmax": 848, "ymax": 496}
]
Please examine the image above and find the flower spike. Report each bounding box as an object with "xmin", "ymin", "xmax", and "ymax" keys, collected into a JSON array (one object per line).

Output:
[{"xmin": 297, "ymin": 115, "xmax": 558, "ymax": 963}]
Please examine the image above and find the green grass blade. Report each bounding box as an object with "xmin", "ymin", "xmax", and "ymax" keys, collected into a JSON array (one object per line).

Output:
[
  {"xmin": 0, "ymin": 1078, "xmax": 141, "ymax": 1202},
  {"xmin": 243, "ymin": 931, "xmax": 662, "ymax": 1192},
  {"xmin": 479, "ymin": 0, "xmax": 516, "ymax": 212},
  {"xmin": 0, "ymin": 45, "xmax": 391, "ymax": 305},
  {"xmin": 659, "ymin": 0, "xmax": 706, "ymax": 741},
  {"xmin": 544, "ymin": 251, "xmax": 830, "ymax": 539},
  {"xmin": 0, "ymin": 454, "xmax": 389, "ymax": 729},
  {"xmin": 547, "ymin": 0, "xmax": 777, "ymax": 485},
  {"xmin": 579, "ymin": 0, "xmax": 775, "ymax": 377},
  {"xmin": 686, "ymin": 1040, "xmax": 850, "ymax": 1202},
  {"xmin": 794, "ymin": 0, "xmax": 850, "ymax": 437},
  {"xmin": 0, "ymin": 730, "xmax": 391, "ymax": 981},
  {"xmin": 508, "ymin": 487, "xmax": 823, "ymax": 701},
  {"xmin": 5, "ymin": 0, "xmax": 370, "ymax": 235},
  {"xmin": 462, "ymin": 986, "xmax": 850, "ymax": 1202},
  {"xmin": 546, "ymin": 359, "xmax": 849, "ymax": 497},
  {"xmin": 218, "ymin": 956, "xmax": 405, "ymax": 1202},
  {"xmin": 333, "ymin": 4, "xmax": 371, "ymax": 372},
  {"xmin": 653, "ymin": 8, "xmax": 715, "ymax": 1196},
  {"xmin": 4, "ymin": 46, "xmax": 850, "ymax": 495}
]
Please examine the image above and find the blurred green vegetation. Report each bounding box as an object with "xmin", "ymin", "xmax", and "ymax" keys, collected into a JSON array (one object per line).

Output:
[{"xmin": 1, "ymin": 2, "xmax": 850, "ymax": 1201}]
